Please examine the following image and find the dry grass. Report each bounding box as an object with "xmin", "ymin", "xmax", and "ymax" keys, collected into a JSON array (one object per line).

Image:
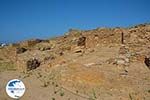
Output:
[{"xmin": 0, "ymin": 61, "xmax": 16, "ymax": 72}]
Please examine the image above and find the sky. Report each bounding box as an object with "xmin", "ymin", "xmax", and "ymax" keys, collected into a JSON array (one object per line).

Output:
[{"xmin": 0, "ymin": 0, "xmax": 150, "ymax": 43}]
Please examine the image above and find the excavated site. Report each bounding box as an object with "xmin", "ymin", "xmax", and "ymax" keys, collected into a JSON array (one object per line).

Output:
[{"xmin": 0, "ymin": 24, "xmax": 150, "ymax": 100}]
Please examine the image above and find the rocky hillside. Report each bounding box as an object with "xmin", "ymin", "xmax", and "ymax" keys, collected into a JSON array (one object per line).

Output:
[{"xmin": 0, "ymin": 24, "xmax": 150, "ymax": 100}]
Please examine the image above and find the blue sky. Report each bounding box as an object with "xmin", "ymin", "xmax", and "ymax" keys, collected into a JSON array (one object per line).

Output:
[{"xmin": 0, "ymin": 0, "xmax": 150, "ymax": 43}]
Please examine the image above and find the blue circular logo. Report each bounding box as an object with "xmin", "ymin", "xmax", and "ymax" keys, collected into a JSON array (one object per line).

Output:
[{"xmin": 6, "ymin": 79, "xmax": 25, "ymax": 99}]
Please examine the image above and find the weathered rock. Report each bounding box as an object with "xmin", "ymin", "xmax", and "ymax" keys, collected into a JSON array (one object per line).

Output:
[
  {"xmin": 22, "ymin": 39, "xmax": 43, "ymax": 47},
  {"xmin": 77, "ymin": 36, "xmax": 86, "ymax": 46},
  {"xmin": 0, "ymin": 57, "xmax": 3, "ymax": 60},
  {"xmin": 42, "ymin": 39, "xmax": 49, "ymax": 43},
  {"xmin": 57, "ymin": 51, "xmax": 64, "ymax": 56},
  {"xmin": 119, "ymin": 46, "xmax": 129, "ymax": 54},
  {"xmin": 144, "ymin": 57, "xmax": 150, "ymax": 69},
  {"xmin": 106, "ymin": 58, "xmax": 116, "ymax": 64},
  {"xmin": 75, "ymin": 50, "xmax": 82, "ymax": 53},
  {"xmin": 44, "ymin": 56, "xmax": 55, "ymax": 61},
  {"xmin": 26, "ymin": 58, "xmax": 40, "ymax": 71},
  {"xmin": 116, "ymin": 54, "xmax": 130, "ymax": 66},
  {"xmin": 116, "ymin": 58, "xmax": 126, "ymax": 65},
  {"xmin": 115, "ymin": 45, "xmax": 131, "ymax": 66},
  {"xmin": 16, "ymin": 47, "xmax": 27, "ymax": 54},
  {"xmin": 39, "ymin": 47, "xmax": 51, "ymax": 51},
  {"xmin": 73, "ymin": 46, "xmax": 84, "ymax": 53},
  {"xmin": 68, "ymin": 29, "xmax": 82, "ymax": 36}
]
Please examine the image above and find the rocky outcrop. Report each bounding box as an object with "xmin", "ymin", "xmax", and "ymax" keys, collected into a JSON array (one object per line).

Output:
[
  {"xmin": 144, "ymin": 57, "xmax": 150, "ymax": 69},
  {"xmin": 116, "ymin": 45, "xmax": 130, "ymax": 66},
  {"xmin": 26, "ymin": 58, "xmax": 40, "ymax": 71},
  {"xmin": 77, "ymin": 36, "xmax": 86, "ymax": 46},
  {"xmin": 16, "ymin": 47, "xmax": 27, "ymax": 54},
  {"xmin": 20, "ymin": 39, "xmax": 44, "ymax": 47},
  {"xmin": 38, "ymin": 47, "xmax": 51, "ymax": 51}
]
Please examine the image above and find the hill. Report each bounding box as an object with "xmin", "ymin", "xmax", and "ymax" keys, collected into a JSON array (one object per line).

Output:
[{"xmin": 0, "ymin": 24, "xmax": 150, "ymax": 100}]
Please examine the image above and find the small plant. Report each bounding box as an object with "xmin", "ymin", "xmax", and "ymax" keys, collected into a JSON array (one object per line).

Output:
[
  {"xmin": 88, "ymin": 89, "xmax": 97, "ymax": 100},
  {"xmin": 23, "ymin": 73, "xmax": 30, "ymax": 79},
  {"xmin": 129, "ymin": 93, "xmax": 133, "ymax": 100},
  {"xmin": 0, "ymin": 57, "xmax": 3, "ymax": 60},
  {"xmin": 55, "ymin": 84, "xmax": 59, "ymax": 87},
  {"xmin": 52, "ymin": 82, "xmax": 55, "ymax": 85},
  {"xmin": 68, "ymin": 98, "xmax": 71, "ymax": 100},
  {"xmin": 75, "ymin": 32, "xmax": 82, "ymax": 37},
  {"xmin": 52, "ymin": 97, "xmax": 55, "ymax": 100},
  {"xmin": 37, "ymin": 72, "xmax": 42, "ymax": 78},
  {"xmin": 59, "ymin": 91, "xmax": 65, "ymax": 96},
  {"xmin": 88, "ymin": 98, "xmax": 95, "ymax": 100},
  {"xmin": 76, "ymin": 90, "xmax": 79, "ymax": 94},
  {"xmin": 42, "ymin": 83, "xmax": 48, "ymax": 87},
  {"xmin": 148, "ymin": 90, "xmax": 150, "ymax": 93},
  {"xmin": 42, "ymin": 81, "xmax": 49, "ymax": 87},
  {"xmin": 92, "ymin": 89, "xmax": 97, "ymax": 99},
  {"xmin": 54, "ymin": 91, "xmax": 57, "ymax": 94}
]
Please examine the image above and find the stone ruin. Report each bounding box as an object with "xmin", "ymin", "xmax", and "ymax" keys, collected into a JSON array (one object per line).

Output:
[
  {"xmin": 26, "ymin": 58, "xmax": 40, "ymax": 71},
  {"xmin": 144, "ymin": 56, "xmax": 150, "ymax": 70},
  {"xmin": 115, "ymin": 45, "xmax": 130, "ymax": 66},
  {"xmin": 16, "ymin": 47, "xmax": 27, "ymax": 54}
]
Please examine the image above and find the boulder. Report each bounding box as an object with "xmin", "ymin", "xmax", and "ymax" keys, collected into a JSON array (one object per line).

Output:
[
  {"xmin": 114, "ymin": 45, "xmax": 131, "ymax": 66},
  {"xmin": 26, "ymin": 58, "xmax": 40, "ymax": 71},
  {"xmin": 28, "ymin": 39, "xmax": 42, "ymax": 45},
  {"xmin": 77, "ymin": 36, "xmax": 86, "ymax": 46},
  {"xmin": 119, "ymin": 46, "xmax": 129, "ymax": 55},
  {"xmin": 73, "ymin": 46, "xmax": 84, "ymax": 53},
  {"xmin": 57, "ymin": 51, "xmax": 64, "ymax": 56},
  {"xmin": 16, "ymin": 47, "xmax": 27, "ymax": 54},
  {"xmin": 144, "ymin": 57, "xmax": 150, "ymax": 69},
  {"xmin": 116, "ymin": 58, "xmax": 126, "ymax": 65},
  {"xmin": 39, "ymin": 47, "xmax": 51, "ymax": 51},
  {"xmin": 44, "ymin": 56, "xmax": 55, "ymax": 61}
]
